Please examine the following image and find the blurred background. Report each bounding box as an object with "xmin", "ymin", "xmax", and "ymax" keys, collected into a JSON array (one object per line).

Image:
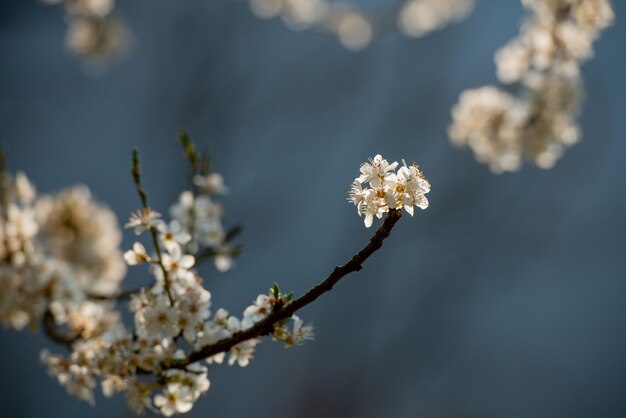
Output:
[{"xmin": 1, "ymin": 1, "xmax": 625, "ymax": 417}]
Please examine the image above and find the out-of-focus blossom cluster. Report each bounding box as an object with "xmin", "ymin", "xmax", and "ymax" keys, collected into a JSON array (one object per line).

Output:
[
  {"xmin": 449, "ymin": 0, "xmax": 614, "ymax": 173},
  {"xmin": 0, "ymin": 171, "xmax": 124, "ymax": 335},
  {"xmin": 348, "ymin": 155, "xmax": 430, "ymax": 227},
  {"xmin": 398, "ymin": 0, "xmax": 473, "ymax": 38},
  {"xmin": 42, "ymin": 0, "xmax": 131, "ymax": 63},
  {"xmin": 248, "ymin": 0, "xmax": 474, "ymax": 50},
  {"xmin": 1, "ymin": 145, "xmax": 314, "ymax": 416}
]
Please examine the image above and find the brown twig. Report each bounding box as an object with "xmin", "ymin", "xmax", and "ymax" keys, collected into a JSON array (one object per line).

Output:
[
  {"xmin": 87, "ymin": 288, "xmax": 144, "ymax": 301},
  {"xmin": 131, "ymin": 149, "xmax": 174, "ymax": 305},
  {"xmin": 175, "ymin": 209, "xmax": 403, "ymax": 368}
]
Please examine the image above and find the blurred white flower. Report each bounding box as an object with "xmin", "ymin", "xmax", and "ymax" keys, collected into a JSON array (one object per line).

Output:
[
  {"xmin": 123, "ymin": 242, "xmax": 150, "ymax": 265},
  {"xmin": 125, "ymin": 208, "xmax": 163, "ymax": 235}
]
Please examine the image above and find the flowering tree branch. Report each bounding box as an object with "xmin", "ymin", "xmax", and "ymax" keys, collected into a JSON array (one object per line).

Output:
[
  {"xmin": 178, "ymin": 209, "xmax": 402, "ymax": 368},
  {"xmin": 1, "ymin": 147, "xmax": 428, "ymax": 415}
]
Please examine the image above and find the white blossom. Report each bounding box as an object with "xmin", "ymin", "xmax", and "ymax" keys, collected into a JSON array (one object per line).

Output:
[
  {"xmin": 349, "ymin": 155, "xmax": 430, "ymax": 227},
  {"xmin": 123, "ymin": 242, "xmax": 150, "ymax": 265},
  {"xmin": 284, "ymin": 315, "xmax": 315, "ymax": 347},
  {"xmin": 125, "ymin": 208, "xmax": 163, "ymax": 235},
  {"xmin": 243, "ymin": 294, "xmax": 274, "ymax": 326},
  {"xmin": 357, "ymin": 154, "xmax": 398, "ymax": 188},
  {"xmin": 136, "ymin": 295, "xmax": 180, "ymax": 339},
  {"xmin": 158, "ymin": 221, "xmax": 192, "ymax": 254},
  {"xmin": 161, "ymin": 246, "xmax": 195, "ymax": 279},
  {"xmin": 154, "ymin": 384, "xmax": 194, "ymax": 416},
  {"xmin": 228, "ymin": 338, "xmax": 259, "ymax": 367}
]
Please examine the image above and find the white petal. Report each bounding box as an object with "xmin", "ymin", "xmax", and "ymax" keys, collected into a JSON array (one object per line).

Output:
[{"xmin": 180, "ymin": 255, "xmax": 195, "ymax": 269}]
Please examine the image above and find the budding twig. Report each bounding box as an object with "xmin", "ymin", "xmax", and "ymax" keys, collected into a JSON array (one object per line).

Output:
[
  {"xmin": 175, "ymin": 209, "xmax": 403, "ymax": 368},
  {"xmin": 178, "ymin": 130, "xmax": 199, "ymax": 193},
  {"xmin": 131, "ymin": 149, "xmax": 174, "ymax": 305}
]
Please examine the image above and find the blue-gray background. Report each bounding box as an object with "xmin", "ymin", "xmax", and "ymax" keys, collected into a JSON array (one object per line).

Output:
[{"xmin": 1, "ymin": 1, "xmax": 625, "ymax": 417}]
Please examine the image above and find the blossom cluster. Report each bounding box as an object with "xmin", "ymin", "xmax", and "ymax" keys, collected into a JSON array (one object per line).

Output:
[
  {"xmin": 168, "ymin": 173, "xmax": 235, "ymax": 272},
  {"xmin": 1, "ymin": 142, "xmax": 314, "ymax": 416},
  {"xmin": 449, "ymin": 0, "xmax": 614, "ymax": 173},
  {"xmin": 42, "ymin": 0, "xmax": 131, "ymax": 63},
  {"xmin": 348, "ymin": 155, "xmax": 430, "ymax": 227},
  {"xmin": 40, "ymin": 224, "xmax": 313, "ymax": 416},
  {"xmin": 0, "ymin": 170, "xmax": 123, "ymax": 336},
  {"xmin": 249, "ymin": 0, "xmax": 474, "ymax": 51}
]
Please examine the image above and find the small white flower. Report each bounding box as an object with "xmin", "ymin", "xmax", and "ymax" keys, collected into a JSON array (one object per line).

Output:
[
  {"xmin": 125, "ymin": 208, "xmax": 163, "ymax": 235},
  {"xmin": 284, "ymin": 315, "xmax": 315, "ymax": 347},
  {"xmin": 123, "ymin": 242, "xmax": 150, "ymax": 265},
  {"xmin": 161, "ymin": 246, "xmax": 195, "ymax": 278},
  {"xmin": 154, "ymin": 383, "xmax": 194, "ymax": 416},
  {"xmin": 138, "ymin": 295, "xmax": 180, "ymax": 338},
  {"xmin": 357, "ymin": 154, "xmax": 398, "ymax": 187},
  {"xmin": 243, "ymin": 294, "xmax": 273, "ymax": 325},
  {"xmin": 158, "ymin": 221, "xmax": 192, "ymax": 254},
  {"xmin": 228, "ymin": 338, "xmax": 258, "ymax": 367},
  {"xmin": 214, "ymin": 252, "xmax": 233, "ymax": 272},
  {"xmin": 125, "ymin": 380, "xmax": 153, "ymax": 415},
  {"xmin": 177, "ymin": 287, "xmax": 212, "ymax": 343},
  {"xmin": 387, "ymin": 161, "xmax": 430, "ymax": 215}
]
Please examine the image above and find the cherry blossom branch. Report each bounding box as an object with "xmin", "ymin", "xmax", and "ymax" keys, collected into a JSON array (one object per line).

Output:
[{"xmin": 176, "ymin": 209, "xmax": 402, "ymax": 368}]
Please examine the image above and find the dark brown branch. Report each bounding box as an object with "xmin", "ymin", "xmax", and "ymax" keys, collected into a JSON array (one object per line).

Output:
[
  {"xmin": 224, "ymin": 225, "xmax": 242, "ymax": 243},
  {"xmin": 87, "ymin": 288, "xmax": 144, "ymax": 301},
  {"xmin": 176, "ymin": 209, "xmax": 403, "ymax": 368}
]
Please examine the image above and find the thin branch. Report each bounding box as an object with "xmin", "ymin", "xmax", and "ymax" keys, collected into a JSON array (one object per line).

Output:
[
  {"xmin": 190, "ymin": 225, "xmax": 243, "ymax": 264},
  {"xmin": 178, "ymin": 130, "xmax": 199, "ymax": 193},
  {"xmin": 224, "ymin": 225, "xmax": 242, "ymax": 243},
  {"xmin": 131, "ymin": 149, "xmax": 174, "ymax": 305},
  {"xmin": 195, "ymin": 244, "xmax": 243, "ymax": 263},
  {"xmin": 87, "ymin": 287, "xmax": 144, "ymax": 301},
  {"xmin": 176, "ymin": 209, "xmax": 403, "ymax": 368}
]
